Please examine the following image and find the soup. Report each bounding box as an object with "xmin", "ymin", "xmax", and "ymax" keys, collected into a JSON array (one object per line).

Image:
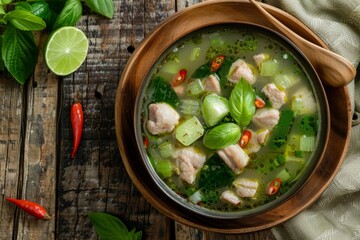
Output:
[{"xmin": 138, "ymin": 25, "xmax": 322, "ymax": 213}]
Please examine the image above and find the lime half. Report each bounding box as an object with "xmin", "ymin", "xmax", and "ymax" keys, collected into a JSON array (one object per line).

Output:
[{"xmin": 45, "ymin": 26, "xmax": 89, "ymax": 76}]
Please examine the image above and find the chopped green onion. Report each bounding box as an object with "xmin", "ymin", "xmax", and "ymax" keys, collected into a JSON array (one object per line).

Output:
[{"xmin": 190, "ymin": 47, "xmax": 201, "ymax": 61}]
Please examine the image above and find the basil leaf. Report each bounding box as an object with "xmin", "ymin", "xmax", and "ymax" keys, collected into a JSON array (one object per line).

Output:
[
  {"xmin": 89, "ymin": 212, "xmax": 142, "ymax": 240},
  {"xmin": 229, "ymin": 78, "xmax": 256, "ymax": 127},
  {"xmin": 4, "ymin": 10, "xmax": 46, "ymax": 31},
  {"xmin": 198, "ymin": 154, "xmax": 235, "ymax": 191},
  {"xmin": 150, "ymin": 76, "xmax": 179, "ymax": 108},
  {"xmin": 84, "ymin": 0, "xmax": 114, "ymax": 19},
  {"xmin": 217, "ymin": 57, "xmax": 233, "ymax": 88},
  {"xmin": 203, "ymin": 122, "xmax": 241, "ymax": 149},
  {"xmin": 48, "ymin": 0, "xmax": 67, "ymax": 14},
  {"xmin": 31, "ymin": 0, "xmax": 58, "ymax": 31},
  {"xmin": 53, "ymin": 0, "xmax": 82, "ymax": 30},
  {"xmin": 191, "ymin": 62, "xmax": 211, "ymax": 78},
  {"xmin": 15, "ymin": 2, "xmax": 32, "ymax": 11},
  {"xmin": 2, "ymin": 24, "xmax": 38, "ymax": 84}
]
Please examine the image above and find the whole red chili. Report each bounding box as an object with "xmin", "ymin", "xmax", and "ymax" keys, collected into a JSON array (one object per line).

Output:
[
  {"xmin": 70, "ymin": 102, "xmax": 84, "ymax": 158},
  {"xmin": 6, "ymin": 198, "xmax": 52, "ymax": 220}
]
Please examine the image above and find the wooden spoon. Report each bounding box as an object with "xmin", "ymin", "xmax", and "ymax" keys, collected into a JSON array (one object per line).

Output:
[{"xmin": 249, "ymin": 0, "xmax": 356, "ymax": 87}]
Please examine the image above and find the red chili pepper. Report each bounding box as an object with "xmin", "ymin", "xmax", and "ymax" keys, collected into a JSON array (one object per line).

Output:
[
  {"xmin": 70, "ymin": 102, "xmax": 84, "ymax": 158},
  {"xmin": 172, "ymin": 69, "xmax": 187, "ymax": 86},
  {"xmin": 239, "ymin": 130, "xmax": 252, "ymax": 148},
  {"xmin": 254, "ymin": 96, "xmax": 266, "ymax": 109},
  {"xmin": 266, "ymin": 178, "xmax": 281, "ymax": 195},
  {"xmin": 210, "ymin": 55, "xmax": 225, "ymax": 72},
  {"xmin": 6, "ymin": 198, "xmax": 52, "ymax": 220},
  {"xmin": 143, "ymin": 136, "xmax": 149, "ymax": 149}
]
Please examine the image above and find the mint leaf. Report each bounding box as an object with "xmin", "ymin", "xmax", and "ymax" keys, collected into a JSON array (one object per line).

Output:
[
  {"xmin": 4, "ymin": 10, "xmax": 46, "ymax": 31},
  {"xmin": 53, "ymin": 0, "xmax": 82, "ymax": 30},
  {"xmin": 31, "ymin": 0, "xmax": 58, "ymax": 31},
  {"xmin": 89, "ymin": 212, "xmax": 142, "ymax": 240},
  {"xmin": 15, "ymin": 2, "xmax": 32, "ymax": 11},
  {"xmin": 84, "ymin": 0, "xmax": 114, "ymax": 19},
  {"xmin": 2, "ymin": 24, "xmax": 38, "ymax": 84}
]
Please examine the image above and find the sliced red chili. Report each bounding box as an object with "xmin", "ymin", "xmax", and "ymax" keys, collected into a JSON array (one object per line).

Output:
[
  {"xmin": 210, "ymin": 55, "xmax": 225, "ymax": 72},
  {"xmin": 172, "ymin": 69, "xmax": 187, "ymax": 86},
  {"xmin": 239, "ymin": 130, "xmax": 252, "ymax": 148},
  {"xmin": 143, "ymin": 136, "xmax": 149, "ymax": 149},
  {"xmin": 266, "ymin": 178, "xmax": 281, "ymax": 195},
  {"xmin": 254, "ymin": 96, "xmax": 266, "ymax": 109},
  {"xmin": 6, "ymin": 198, "xmax": 52, "ymax": 220},
  {"xmin": 70, "ymin": 102, "xmax": 84, "ymax": 158}
]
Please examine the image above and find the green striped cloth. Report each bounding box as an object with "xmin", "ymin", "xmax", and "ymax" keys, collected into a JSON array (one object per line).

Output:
[{"xmin": 264, "ymin": 0, "xmax": 360, "ymax": 239}]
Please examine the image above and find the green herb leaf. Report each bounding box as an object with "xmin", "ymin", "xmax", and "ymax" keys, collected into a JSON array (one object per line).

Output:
[
  {"xmin": 191, "ymin": 62, "xmax": 211, "ymax": 78},
  {"xmin": 31, "ymin": 0, "xmax": 58, "ymax": 31},
  {"xmin": 203, "ymin": 122, "xmax": 241, "ymax": 149},
  {"xmin": 89, "ymin": 212, "xmax": 142, "ymax": 240},
  {"xmin": 217, "ymin": 57, "xmax": 233, "ymax": 88},
  {"xmin": 4, "ymin": 10, "xmax": 46, "ymax": 31},
  {"xmin": 150, "ymin": 76, "xmax": 179, "ymax": 108},
  {"xmin": 2, "ymin": 24, "xmax": 38, "ymax": 84},
  {"xmin": 15, "ymin": 2, "xmax": 32, "ymax": 11},
  {"xmin": 53, "ymin": 0, "xmax": 82, "ymax": 30},
  {"xmin": 84, "ymin": 0, "xmax": 114, "ymax": 19},
  {"xmin": 228, "ymin": 78, "xmax": 256, "ymax": 127},
  {"xmin": 47, "ymin": 0, "xmax": 67, "ymax": 14},
  {"xmin": 198, "ymin": 154, "xmax": 235, "ymax": 190}
]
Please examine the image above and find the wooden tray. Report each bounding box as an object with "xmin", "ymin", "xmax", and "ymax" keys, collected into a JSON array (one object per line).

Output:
[{"xmin": 115, "ymin": 0, "xmax": 351, "ymax": 233}]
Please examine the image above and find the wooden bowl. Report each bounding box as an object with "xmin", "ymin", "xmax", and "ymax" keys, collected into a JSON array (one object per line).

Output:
[{"xmin": 115, "ymin": 0, "xmax": 351, "ymax": 233}]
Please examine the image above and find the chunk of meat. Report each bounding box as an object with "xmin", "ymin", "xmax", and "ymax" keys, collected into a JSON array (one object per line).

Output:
[
  {"xmin": 173, "ymin": 83, "xmax": 187, "ymax": 97},
  {"xmin": 146, "ymin": 103, "xmax": 180, "ymax": 135},
  {"xmin": 262, "ymin": 83, "xmax": 286, "ymax": 109},
  {"xmin": 233, "ymin": 178, "xmax": 259, "ymax": 198},
  {"xmin": 253, "ymin": 53, "xmax": 268, "ymax": 67},
  {"xmin": 217, "ymin": 144, "xmax": 249, "ymax": 175},
  {"xmin": 220, "ymin": 190, "xmax": 243, "ymax": 205},
  {"xmin": 175, "ymin": 147, "xmax": 206, "ymax": 184},
  {"xmin": 252, "ymin": 108, "xmax": 280, "ymax": 129},
  {"xmin": 228, "ymin": 59, "xmax": 255, "ymax": 85},
  {"xmin": 256, "ymin": 129, "xmax": 270, "ymax": 145},
  {"xmin": 204, "ymin": 75, "xmax": 221, "ymax": 95},
  {"xmin": 244, "ymin": 129, "xmax": 261, "ymax": 154}
]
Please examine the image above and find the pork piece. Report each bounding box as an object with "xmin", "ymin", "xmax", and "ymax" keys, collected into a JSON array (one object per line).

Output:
[
  {"xmin": 252, "ymin": 108, "xmax": 280, "ymax": 129},
  {"xmin": 256, "ymin": 129, "xmax": 270, "ymax": 145},
  {"xmin": 244, "ymin": 129, "xmax": 261, "ymax": 154},
  {"xmin": 220, "ymin": 190, "xmax": 243, "ymax": 205},
  {"xmin": 204, "ymin": 74, "xmax": 221, "ymax": 95},
  {"xmin": 233, "ymin": 178, "xmax": 259, "ymax": 198},
  {"xmin": 253, "ymin": 53, "xmax": 268, "ymax": 67},
  {"xmin": 217, "ymin": 144, "xmax": 249, "ymax": 175},
  {"xmin": 262, "ymin": 83, "xmax": 286, "ymax": 109},
  {"xmin": 146, "ymin": 103, "xmax": 180, "ymax": 135},
  {"xmin": 173, "ymin": 83, "xmax": 187, "ymax": 97},
  {"xmin": 228, "ymin": 59, "xmax": 255, "ymax": 85},
  {"xmin": 175, "ymin": 147, "xmax": 206, "ymax": 184}
]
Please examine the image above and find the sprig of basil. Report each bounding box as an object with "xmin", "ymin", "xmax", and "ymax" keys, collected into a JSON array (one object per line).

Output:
[
  {"xmin": 229, "ymin": 78, "xmax": 256, "ymax": 127},
  {"xmin": 4, "ymin": 9, "xmax": 46, "ymax": 31},
  {"xmin": 203, "ymin": 122, "xmax": 241, "ymax": 149},
  {"xmin": 89, "ymin": 212, "xmax": 142, "ymax": 240},
  {"xmin": 85, "ymin": 0, "xmax": 114, "ymax": 19},
  {"xmin": 53, "ymin": 0, "xmax": 82, "ymax": 30},
  {"xmin": 2, "ymin": 24, "xmax": 38, "ymax": 84},
  {"xmin": 31, "ymin": 0, "xmax": 58, "ymax": 31}
]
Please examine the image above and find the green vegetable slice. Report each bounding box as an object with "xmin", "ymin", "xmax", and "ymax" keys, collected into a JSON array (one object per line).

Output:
[
  {"xmin": 201, "ymin": 93, "xmax": 229, "ymax": 127},
  {"xmin": 228, "ymin": 78, "xmax": 256, "ymax": 127},
  {"xmin": 150, "ymin": 76, "xmax": 179, "ymax": 108},
  {"xmin": 203, "ymin": 122, "xmax": 241, "ymax": 149}
]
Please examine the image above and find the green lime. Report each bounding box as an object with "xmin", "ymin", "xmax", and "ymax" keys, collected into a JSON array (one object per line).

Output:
[{"xmin": 45, "ymin": 26, "xmax": 89, "ymax": 76}]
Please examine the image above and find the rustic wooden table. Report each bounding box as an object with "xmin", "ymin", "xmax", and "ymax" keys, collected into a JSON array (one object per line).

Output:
[{"xmin": 0, "ymin": 0, "xmax": 276, "ymax": 239}]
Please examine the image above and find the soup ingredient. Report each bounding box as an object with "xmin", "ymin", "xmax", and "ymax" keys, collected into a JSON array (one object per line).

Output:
[
  {"xmin": 262, "ymin": 83, "xmax": 286, "ymax": 109},
  {"xmin": 239, "ymin": 129, "xmax": 252, "ymax": 148},
  {"xmin": 268, "ymin": 109, "xmax": 294, "ymax": 149},
  {"xmin": 233, "ymin": 178, "xmax": 259, "ymax": 198},
  {"xmin": 198, "ymin": 154, "xmax": 235, "ymax": 190},
  {"xmin": 45, "ymin": 26, "xmax": 89, "ymax": 76},
  {"xmin": 252, "ymin": 108, "xmax": 280, "ymax": 129},
  {"xmin": 89, "ymin": 212, "xmax": 142, "ymax": 240},
  {"xmin": 146, "ymin": 102, "xmax": 180, "ymax": 135},
  {"xmin": 201, "ymin": 93, "xmax": 229, "ymax": 127},
  {"xmin": 220, "ymin": 190, "xmax": 242, "ymax": 205},
  {"xmin": 70, "ymin": 102, "xmax": 84, "ymax": 158},
  {"xmin": 175, "ymin": 116, "xmax": 204, "ymax": 146},
  {"xmin": 204, "ymin": 75, "xmax": 221, "ymax": 95},
  {"xmin": 253, "ymin": 53, "xmax": 269, "ymax": 67},
  {"xmin": 256, "ymin": 129, "xmax": 270, "ymax": 144},
  {"xmin": 151, "ymin": 76, "xmax": 179, "ymax": 108},
  {"xmin": 228, "ymin": 59, "xmax": 255, "ymax": 84},
  {"xmin": 172, "ymin": 69, "xmax": 187, "ymax": 86},
  {"xmin": 299, "ymin": 135, "xmax": 316, "ymax": 152},
  {"xmin": 266, "ymin": 178, "xmax": 281, "ymax": 195},
  {"xmin": 260, "ymin": 59, "xmax": 279, "ymax": 77},
  {"xmin": 6, "ymin": 198, "xmax": 52, "ymax": 220},
  {"xmin": 210, "ymin": 55, "xmax": 225, "ymax": 72},
  {"xmin": 254, "ymin": 96, "xmax": 266, "ymax": 109},
  {"xmin": 217, "ymin": 144, "xmax": 249, "ymax": 174},
  {"xmin": 203, "ymin": 123, "xmax": 241, "ymax": 149},
  {"xmin": 179, "ymin": 99, "xmax": 201, "ymax": 115},
  {"xmin": 187, "ymin": 79, "xmax": 205, "ymax": 96},
  {"xmin": 229, "ymin": 79, "xmax": 256, "ymax": 127},
  {"xmin": 175, "ymin": 146, "xmax": 206, "ymax": 184}
]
